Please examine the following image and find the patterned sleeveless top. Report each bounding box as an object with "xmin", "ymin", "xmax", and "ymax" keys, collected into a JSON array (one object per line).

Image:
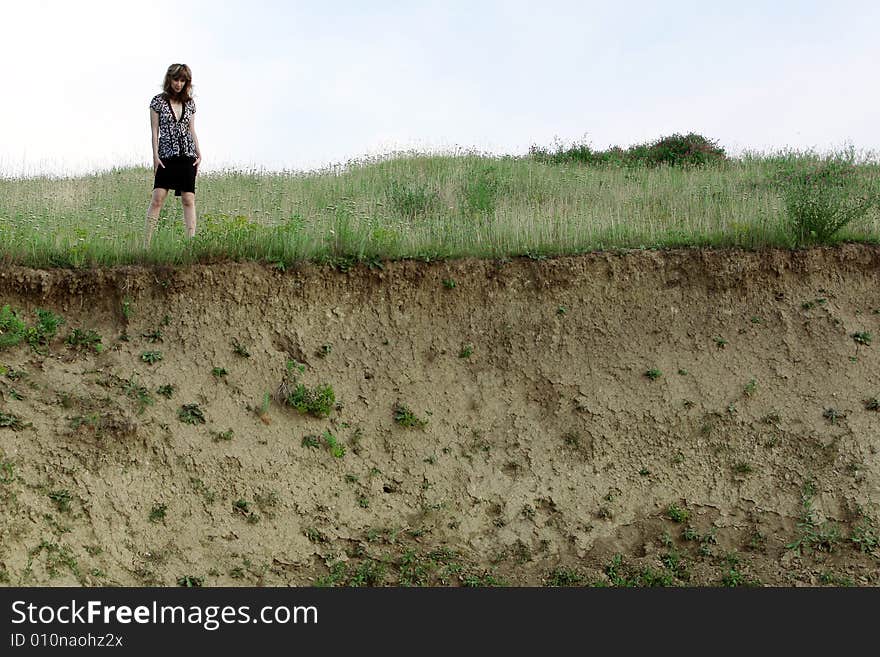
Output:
[{"xmin": 150, "ymin": 94, "xmax": 197, "ymax": 159}]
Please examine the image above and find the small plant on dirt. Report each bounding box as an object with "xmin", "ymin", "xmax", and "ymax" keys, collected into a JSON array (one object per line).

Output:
[
  {"xmin": 348, "ymin": 427, "xmax": 363, "ymax": 455},
  {"xmin": 140, "ymin": 350, "xmax": 163, "ymax": 365},
  {"xmin": 746, "ymin": 530, "xmax": 767, "ymax": 552},
  {"xmin": 743, "ymin": 379, "xmax": 758, "ymax": 397},
  {"xmin": 317, "ymin": 344, "xmax": 332, "ymax": 358},
  {"xmin": 232, "ymin": 499, "xmax": 260, "ymax": 523},
  {"xmin": 459, "ymin": 344, "xmax": 474, "ymax": 358},
  {"xmin": 822, "ymin": 408, "xmax": 845, "ymax": 425},
  {"xmin": 864, "ymin": 397, "xmax": 880, "ymax": 411},
  {"xmin": 254, "ymin": 490, "xmax": 279, "ymax": 515},
  {"xmin": 734, "ymin": 462, "xmax": 754, "ymax": 475},
  {"xmin": 787, "ymin": 481, "xmax": 843, "ymax": 554},
  {"xmin": 123, "ymin": 379, "xmax": 154, "ymax": 414},
  {"xmin": 212, "ymin": 366, "xmax": 228, "ymax": 378},
  {"xmin": 149, "ymin": 503, "xmax": 167, "ymax": 523},
  {"xmin": 214, "ymin": 428, "xmax": 234, "ymax": 441},
  {"xmin": 190, "ymin": 477, "xmax": 215, "ymax": 505},
  {"xmin": 0, "ymin": 305, "xmax": 27, "ymax": 349},
  {"xmin": 177, "ymin": 575, "xmax": 203, "ymax": 587},
  {"xmin": 356, "ymin": 494, "xmax": 370, "ymax": 509},
  {"xmin": 850, "ymin": 521, "xmax": 879, "ymax": 554},
  {"xmin": 0, "ymin": 461, "xmax": 14, "ymax": 484},
  {"xmin": 48, "ymin": 490, "xmax": 73, "ymax": 513},
  {"xmin": 156, "ymin": 384, "xmax": 175, "ymax": 399},
  {"xmin": 301, "ymin": 435, "xmax": 321, "ymax": 449},
  {"xmin": 66, "ymin": 328, "xmax": 103, "ymax": 353},
  {"xmin": 604, "ymin": 554, "xmax": 673, "ymax": 588},
  {"xmin": 721, "ymin": 567, "xmax": 745, "ymax": 587},
  {"xmin": 2, "ymin": 367, "xmax": 24, "ymax": 381},
  {"xmin": 0, "ymin": 411, "xmax": 26, "ymax": 431},
  {"xmin": 545, "ymin": 567, "xmax": 584, "ymax": 587},
  {"xmin": 178, "ymin": 404, "xmax": 206, "ymax": 425},
  {"xmin": 665, "ymin": 503, "xmax": 690, "ymax": 523},
  {"xmin": 819, "ymin": 571, "xmax": 854, "ymax": 586},
  {"xmin": 254, "ymin": 391, "xmax": 272, "ymax": 424},
  {"xmin": 562, "ymin": 431, "xmax": 580, "ymax": 448},
  {"xmin": 323, "ymin": 430, "xmax": 346, "ymax": 458},
  {"xmin": 284, "ymin": 383, "xmax": 335, "ymax": 418},
  {"xmin": 848, "ymin": 507, "xmax": 879, "ymax": 554},
  {"xmin": 461, "ymin": 570, "xmax": 508, "ymax": 587},
  {"xmin": 713, "ymin": 336, "xmax": 728, "ymax": 349},
  {"xmin": 761, "ymin": 411, "xmax": 782, "ymax": 425},
  {"xmin": 660, "ymin": 549, "xmax": 690, "ymax": 582},
  {"xmin": 442, "ymin": 278, "xmax": 456, "ymax": 289},
  {"xmin": 852, "ymin": 331, "xmax": 872, "ymax": 346},
  {"xmin": 393, "ymin": 402, "xmax": 428, "ymax": 428},
  {"xmin": 232, "ymin": 339, "xmax": 250, "ymax": 358},
  {"xmin": 141, "ymin": 329, "xmax": 163, "ymax": 343},
  {"xmin": 286, "ymin": 359, "xmax": 306, "ymax": 375},
  {"xmin": 682, "ymin": 526, "xmax": 700, "ymax": 542},
  {"xmin": 645, "ymin": 368, "xmax": 662, "ymax": 381},
  {"xmin": 121, "ymin": 298, "xmax": 133, "ymax": 321},
  {"xmin": 29, "ymin": 540, "xmax": 81, "ymax": 580},
  {"xmin": 304, "ymin": 527, "xmax": 326, "ymax": 543},
  {"xmin": 28, "ymin": 309, "xmax": 65, "ymax": 350}
]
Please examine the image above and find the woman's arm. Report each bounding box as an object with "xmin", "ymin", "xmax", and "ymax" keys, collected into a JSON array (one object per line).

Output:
[
  {"xmin": 150, "ymin": 108, "xmax": 163, "ymax": 169},
  {"xmin": 190, "ymin": 115, "xmax": 202, "ymax": 169}
]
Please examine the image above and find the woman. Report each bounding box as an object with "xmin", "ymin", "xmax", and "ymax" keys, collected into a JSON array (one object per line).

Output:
[{"xmin": 145, "ymin": 63, "xmax": 202, "ymax": 248}]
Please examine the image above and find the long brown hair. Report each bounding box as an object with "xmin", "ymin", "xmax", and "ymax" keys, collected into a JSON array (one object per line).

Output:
[{"xmin": 162, "ymin": 63, "xmax": 194, "ymax": 103}]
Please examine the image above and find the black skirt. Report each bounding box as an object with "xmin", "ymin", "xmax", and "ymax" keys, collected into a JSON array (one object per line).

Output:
[{"xmin": 153, "ymin": 156, "xmax": 197, "ymax": 197}]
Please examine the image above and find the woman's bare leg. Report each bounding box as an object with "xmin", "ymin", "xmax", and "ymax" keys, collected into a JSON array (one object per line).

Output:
[
  {"xmin": 181, "ymin": 192, "xmax": 197, "ymax": 238},
  {"xmin": 145, "ymin": 188, "xmax": 169, "ymax": 248}
]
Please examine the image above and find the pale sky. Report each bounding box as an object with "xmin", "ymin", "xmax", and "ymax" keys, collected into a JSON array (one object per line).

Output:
[{"xmin": 2, "ymin": 0, "xmax": 878, "ymax": 176}]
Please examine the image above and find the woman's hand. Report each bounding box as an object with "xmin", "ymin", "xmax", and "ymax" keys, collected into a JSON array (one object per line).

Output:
[
  {"xmin": 193, "ymin": 155, "xmax": 201, "ymax": 171},
  {"xmin": 153, "ymin": 155, "xmax": 165, "ymax": 172}
]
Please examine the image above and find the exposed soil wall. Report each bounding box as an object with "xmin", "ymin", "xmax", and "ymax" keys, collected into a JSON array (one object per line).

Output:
[{"xmin": 1, "ymin": 245, "xmax": 879, "ymax": 586}]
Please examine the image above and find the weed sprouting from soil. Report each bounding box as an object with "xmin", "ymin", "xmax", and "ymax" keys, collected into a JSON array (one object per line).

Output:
[
  {"xmin": 393, "ymin": 403, "xmax": 428, "ymax": 428},
  {"xmin": 178, "ymin": 404, "xmax": 206, "ymax": 425}
]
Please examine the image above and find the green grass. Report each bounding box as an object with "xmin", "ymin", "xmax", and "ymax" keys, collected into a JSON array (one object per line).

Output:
[{"xmin": 2, "ymin": 147, "xmax": 879, "ymax": 267}]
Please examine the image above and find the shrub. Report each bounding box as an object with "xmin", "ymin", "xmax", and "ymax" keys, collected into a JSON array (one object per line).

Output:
[
  {"xmin": 636, "ymin": 133, "xmax": 727, "ymax": 168},
  {"xmin": 529, "ymin": 133, "xmax": 726, "ymax": 168},
  {"xmin": 776, "ymin": 157, "xmax": 880, "ymax": 245}
]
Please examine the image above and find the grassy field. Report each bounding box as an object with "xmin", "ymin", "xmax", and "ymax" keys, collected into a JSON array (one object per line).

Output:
[{"xmin": 2, "ymin": 147, "xmax": 880, "ymax": 267}]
